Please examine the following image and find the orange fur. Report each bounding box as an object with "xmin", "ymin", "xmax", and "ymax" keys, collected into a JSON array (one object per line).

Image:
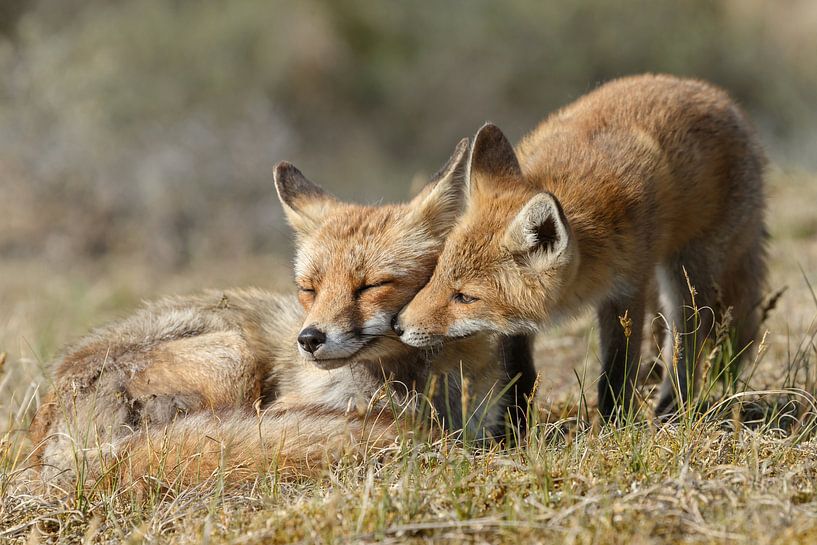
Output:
[
  {"xmin": 397, "ymin": 74, "xmax": 767, "ymax": 418},
  {"xmin": 29, "ymin": 141, "xmax": 535, "ymax": 495}
]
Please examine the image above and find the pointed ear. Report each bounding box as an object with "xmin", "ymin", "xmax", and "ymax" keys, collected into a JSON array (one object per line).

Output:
[
  {"xmin": 504, "ymin": 192, "xmax": 572, "ymax": 269},
  {"xmin": 273, "ymin": 161, "xmax": 337, "ymax": 236},
  {"xmin": 467, "ymin": 123, "xmax": 522, "ymax": 195},
  {"xmin": 407, "ymin": 137, "xmax": 470, "ymax": 237}
]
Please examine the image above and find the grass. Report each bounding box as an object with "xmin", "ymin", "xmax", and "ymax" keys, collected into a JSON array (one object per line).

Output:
[{"xmin": 1, "ymin": 167, "xmax": 817, "ymax": 543}]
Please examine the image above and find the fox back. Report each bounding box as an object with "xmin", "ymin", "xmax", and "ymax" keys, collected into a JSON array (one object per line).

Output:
[{"xmin": 397, "ymin": 74, "xmax": 766, "ymax": 418}]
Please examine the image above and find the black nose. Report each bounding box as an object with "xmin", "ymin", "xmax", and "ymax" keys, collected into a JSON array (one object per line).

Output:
[
  {"xmin": 391, "ymin": 315, "xmax": 404, "ymax": 337},
  {"xmin": 298, "ymin": 326, "xmax": 326, "ymax": 354}
]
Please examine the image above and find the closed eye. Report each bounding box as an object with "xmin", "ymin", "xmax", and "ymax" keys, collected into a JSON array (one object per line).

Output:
[
  {"xmin": 453, "ymin": 292, "xmax": 479, "ymax": 304},
  {"xmin": 297, "ymin": 285, "xmax": 315, "ymax": 294},
  {"xmin": 356, "ymin": 280, "xmax": 393, "ymax": 296}
]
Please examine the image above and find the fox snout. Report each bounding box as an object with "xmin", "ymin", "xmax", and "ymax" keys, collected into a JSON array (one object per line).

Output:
[
  {"xmin": 297, "ymin": 326, "xmax": 326, "ymax": 354},
  {"xmin": 296, "ymin": 311, "xmax": 396, "ymax": 368},
  {"xmin": 392, "ymin": 310, "xmax": 441, "ymax": 348},
  {"xmin": 296, "ymin": 323, "xmax": 366, "ymax": 368}
]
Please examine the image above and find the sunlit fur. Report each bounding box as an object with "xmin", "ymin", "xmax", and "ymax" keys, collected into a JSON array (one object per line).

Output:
[
  {"xmin": 30, "ymin": 142, "xmax": 536, "ymax": 492},
  {"xmin": 274, "ymin": 140, "xmax": 471, "ymax": 368},
  {"xmin": 398, "ymin": 74, "xmax": 767, "ymax": 417},
  {"xmin": 31, "ymin": 290, "xmax": 522, "ymax": 491}
]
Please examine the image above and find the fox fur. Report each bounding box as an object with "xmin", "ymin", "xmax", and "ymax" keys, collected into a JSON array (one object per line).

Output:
[
  {"xmin": 396, "ymin": 74, "xmax": 767, "ymax": 419},
  {"xmin": 29, "ymin": 141, "xmax": 535, "ymax": 493}
]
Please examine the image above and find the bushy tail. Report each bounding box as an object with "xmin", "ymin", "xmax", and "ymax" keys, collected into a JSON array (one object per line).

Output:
[{"xmin": 38, "ymin": 404, "xmax": 400, "ymax": 495}]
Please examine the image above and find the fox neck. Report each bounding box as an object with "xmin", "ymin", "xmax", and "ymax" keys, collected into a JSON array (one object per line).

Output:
[
  {"xmin": 542, "ymin": 208, "xmax": 621, "ymax": 326},
  {"xmin": 510, "ymin": 195, "xmax": 615, "ymax": 329},
  {"xmin": 429, "ymin": 331, "xmax": 502, "ymax": 376},
  {"xmin": 361, "ymin": 343, "xmax": 431, "ymax": 387}
]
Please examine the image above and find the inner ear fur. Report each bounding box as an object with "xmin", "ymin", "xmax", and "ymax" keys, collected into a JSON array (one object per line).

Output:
[
  {"xmin": 273, "ymin": 161, "xmax": 337, "ymax": 236},
  {"xmin": 408, "ymin": 138, "xmax": 470, "ymax": 237},
  {"xmin": 504, "ymin": 192, "xmax": 571, "ymax": 262},
  {"xmin": 468, "ymin": 123, "xmax": 523, "ymax": 194}
]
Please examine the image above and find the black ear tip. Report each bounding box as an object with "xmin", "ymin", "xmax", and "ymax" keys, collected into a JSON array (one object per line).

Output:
[
  {"xmin": 273, "ymin": 161, "xmax": 300, "ymax": 182},
  {"xmin": 476, "ymin": 122, "xmax": 502, "ymax": 137},
  {"xmin": 473, "ymin": 123, "xmax": 509, "ymax": 151},
  {"xmin": 273, "ymin": 160, "xmax": 292, "ymax": 172},
  {"xmin": 273, "ymin": 161, "xmax": 310, "ymax": 204}
]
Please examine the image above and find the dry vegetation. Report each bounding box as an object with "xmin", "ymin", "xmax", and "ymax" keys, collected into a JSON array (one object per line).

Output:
[
  {"xmin": 2, "ymin": 1, "xmax": 817, "ymax": 543},
  {"xmin": 1, "ymin": 170, "xmax": 816, "ymax": 544}
]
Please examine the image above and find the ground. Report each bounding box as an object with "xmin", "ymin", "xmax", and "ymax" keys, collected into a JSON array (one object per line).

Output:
[{"xmin": 1, "ymin": 167, "xmax": 816, "ymax": 544}]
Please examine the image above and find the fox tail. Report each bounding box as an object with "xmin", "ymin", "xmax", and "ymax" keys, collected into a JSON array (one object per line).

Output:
[{"xmin": 36, "ymin": 405, "xmax": 399, "ymax": 495}]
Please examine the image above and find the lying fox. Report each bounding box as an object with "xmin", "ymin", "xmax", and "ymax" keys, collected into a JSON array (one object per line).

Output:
[
  {"xmin": 30, "ymin": 140, "xmax": 535, "ymax": 491},
  {"xmin": 395, "ymin": 74, "xmax": 767, "ymax": 418}
]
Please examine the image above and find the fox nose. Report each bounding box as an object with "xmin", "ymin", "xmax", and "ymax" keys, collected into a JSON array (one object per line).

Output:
[
  {"xmin": 298, "ymin": 326, "xmax": 326, "ymax": 354},
  {"xmin": 391, "ymin": 315, "xmax": 404, "ymax": 337}
]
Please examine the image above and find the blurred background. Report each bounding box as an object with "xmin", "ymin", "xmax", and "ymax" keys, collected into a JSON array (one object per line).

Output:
[
  {"xmin": 1, "ymin": 0, "xmax": 815, "ymax": 270},
  {"xmin": 1, "ymin": 0, "xmax": 816, "ymax": 391}
]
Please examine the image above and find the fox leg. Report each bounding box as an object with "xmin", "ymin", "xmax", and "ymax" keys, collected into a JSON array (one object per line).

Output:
[
  {"xmin": 596, "ymin": 290, "xmax": 645, "ymax": 421},
  {"xmin": 497, "ymin": 333, "xmax": 537, "ymax": 440},
  {"xmin": 655, "ymin": 257, "xmax": 718, "ymax": 416},
  {"xmin": 126, "ymin": 331, "xmax": 263, "ymax": 424},
  {"xmin": 722, "ymin": 243, "xmax": 767, "ymax": 369}
]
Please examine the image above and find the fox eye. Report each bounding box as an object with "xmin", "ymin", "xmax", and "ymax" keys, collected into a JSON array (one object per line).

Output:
[
  {"xmin": 297, "ymin": 284, "xmax": 316, "ymax": 294},
  {"xmin": 356, "ymin": 280, "xmax": 393, "ymax": 296},
  {"xmin": 453, "ymin": 292, "xmax": 479, "ymax": 304}
]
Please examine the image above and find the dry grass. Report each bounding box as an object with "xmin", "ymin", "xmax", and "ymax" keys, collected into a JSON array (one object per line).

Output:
[{"xmin": 2, "ymin": 167, "xmax": 817, "ymax": 543}]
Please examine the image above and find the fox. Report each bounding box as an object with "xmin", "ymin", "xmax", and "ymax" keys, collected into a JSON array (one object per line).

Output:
[
  {"xmin": 29, "ymin": 140, "xmax": 536, "ymax": 492},
  {"xmin": 394, "ymin": 74, "xmax": 767, "ymax": 419},
  {"xmin": 30, "ymin": 289, "xmax": 402, "ymax": 489},
  {"xmin": 269, "ymin": 142, "xmax": 534, "ymax": 439}
]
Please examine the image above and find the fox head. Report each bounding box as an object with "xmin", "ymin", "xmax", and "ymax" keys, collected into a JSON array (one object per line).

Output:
[
  {"xmin": 274, "ymin": 139, "xmax": 469, "ymax": 369},
  {"xmin": 394, "ymin": 123, "xmax": 580, "ymax": 347}
]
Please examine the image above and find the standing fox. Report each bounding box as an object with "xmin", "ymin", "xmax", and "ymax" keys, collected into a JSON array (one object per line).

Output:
[
  {"xmin": 30, "ymin": 140, "xmax": 535, "ymax": 491},
  {"xmin": 395, "ymin": 74, "xmax": 767, "ymax": 418}
]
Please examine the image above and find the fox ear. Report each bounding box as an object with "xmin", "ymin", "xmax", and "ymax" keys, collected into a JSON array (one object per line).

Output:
[
  {"xmin": 407, "ymin": 137, "xmax": 470, "ymax": 237},
  {"xmin": 274, "ymin": 161, "xmax": 337, "ymax": 236},
  {"xmin": 467, "ymin": 123, "xmax": 522, "ymax": 195},
  {"xmin": 504, "ymin": 192, "xmax": 572, "ymax": 269}
]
